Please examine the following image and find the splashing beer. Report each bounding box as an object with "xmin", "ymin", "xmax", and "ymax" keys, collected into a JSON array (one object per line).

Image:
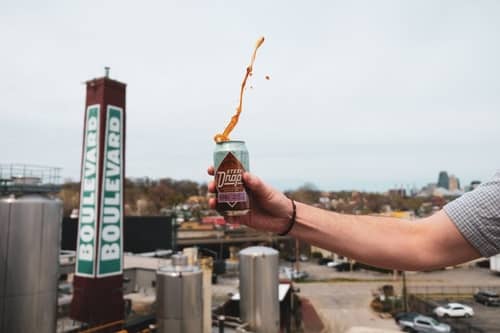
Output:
[
  {"xmin": 213, "ymin": 36, "xmax": 265, "ymax": 216},
  {"xmin": 213, "ymin": 36, "xmax": 265, "ymax": 143}
]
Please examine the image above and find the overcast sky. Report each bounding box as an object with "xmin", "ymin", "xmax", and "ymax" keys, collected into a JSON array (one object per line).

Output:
[{"xmin": 2, "ymin": 0, "xmax": 500, "ymax": 191}]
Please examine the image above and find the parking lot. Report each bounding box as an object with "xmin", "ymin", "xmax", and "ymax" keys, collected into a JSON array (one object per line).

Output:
[
  {"xmin": 422, "ymin": 299, "xmax": 500, "ymax": 333},
  {"xmin": 294, "ymin": 260, "xmax": 500, "ymax": 333}
]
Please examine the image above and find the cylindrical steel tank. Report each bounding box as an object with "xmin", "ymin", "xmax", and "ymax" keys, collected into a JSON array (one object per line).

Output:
[
  {"xmin": 156, "ymin": 265, "xmax": 203, "ymax": 333},
  {"xmin": 171, "ymin": 252, "xmax": 188, "ymax": 266},
  {"xmin": 0, "ymin": 195, "xmax": 62, "ymax": 333},
  {"xmin": 182, "ymin": 247, "xmax": 198, "ymax": 266},
  {"xmin": 199, "ymin": 257, "xmax": 213, "ymax": 333},
  {"xmin": 239, "ymin": 246, "xmax": 279, "ymax": 333}
]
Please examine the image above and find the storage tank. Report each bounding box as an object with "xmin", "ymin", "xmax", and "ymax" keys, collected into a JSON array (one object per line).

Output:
[
  {"xmin": 171, "ymin": 252, "xmax": 189, "ymax": 266},
  {"xmin": 183, "ymin": 247, "xmax": 198, "ymax": 266},
  {"xmin": 239, "ymin": 246, "xmax": 279, "ymax": 333},
  {"xmin": 0, "ymin": 195, "xmax": 62, "ymax": 332},
  {"xmin": 156, "ymin": 265, "xmax": 203, "ymax": 333},
  {"xmin": 199, "ymin": 257, "xmax": 213, "ymax": 333}
]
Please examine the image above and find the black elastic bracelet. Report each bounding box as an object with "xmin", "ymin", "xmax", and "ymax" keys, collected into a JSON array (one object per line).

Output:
[{"xmin": 278, "ymin": 199, "xmax": 296, "ymax": 236}]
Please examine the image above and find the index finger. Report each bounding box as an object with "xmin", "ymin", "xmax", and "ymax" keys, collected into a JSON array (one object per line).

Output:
[{"xmin": 207, "ymin": 166, "xmax": 215, "ymax": 176}]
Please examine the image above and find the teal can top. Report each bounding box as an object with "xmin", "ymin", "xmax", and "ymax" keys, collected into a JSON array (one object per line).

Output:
[{"xmin": 214, "ymin": 140, "xmax": 249, "ymax": 171}]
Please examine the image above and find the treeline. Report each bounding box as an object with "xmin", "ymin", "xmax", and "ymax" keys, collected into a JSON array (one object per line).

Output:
[
  {"xmin": 58, "ymin": 179, "xmax": 446, "ymax": 217},
  {"xmin": 285, "ymin": 183, "xmax": 446, "ymax": 216},
  {"xmin": 58, "ymin": 177, "xmax": 207, "ymax": 216}
]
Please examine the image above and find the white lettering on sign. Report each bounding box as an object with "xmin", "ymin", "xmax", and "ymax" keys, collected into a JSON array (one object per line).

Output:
[
  {"xmin": 80, "ymin": 225, "xmax": 94, "ymax": 243},
  {"xmin": 106, "ymin": 159, "xmax": 120, "ymax": 177},
  {"xmin": 82, "ymin": 192, "xmax": 95, "ymax": 206},
  {"xmin": 79, "ymin": 244, "xmax": 93, "ymax": 261},
  {"xmin": 106, "ymin": 178, "xmax": 120, "ymax": 192},
  {"xmin": 109, "ymin": 117, "xmax": 120, "ymax": 132},
  {"xmin": 103, "ymin": 206, "xmax": 120, "ymax": 224},
  {"xmin": 109, "ymin": 133, "xmax": 120, "ymax": 148},
  {"xmin": 102, "ymin": 225, "xmax": 120, "ymax": 242},
  {"xmin": 107, "ymin": 149, "xmax": 120, "ymax": 166},
  {"xmin": 101, "ymin": 244, "xmax": 120, "ymax": 260},
  {"xmin": 104, "ymin": 191, "xmax": 120, "ymax": 206},
  {"xmin": 76, "ymin": 105, "xmax": 100, "ymax": 277},
  {"xmin": 97, "ymin": 106, "xmax": 124, "ymax": 277},
  {"xmin": 87, "ymin": 132, "xmax": 97, "ymax": 147},
  {"xmin": 80, "ymin": 206, "xmax": 94, "ymax": 224}
]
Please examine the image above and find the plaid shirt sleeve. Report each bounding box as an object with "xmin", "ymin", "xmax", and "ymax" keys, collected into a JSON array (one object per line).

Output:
[{"xmin": 444, "ymin": 172, "xmax": 500, "ymax": 257}]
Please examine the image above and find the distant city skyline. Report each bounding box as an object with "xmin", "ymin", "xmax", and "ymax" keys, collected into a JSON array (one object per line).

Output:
[
  {"xmin": 109, "ymin": 168, "xmax": 479, "ymax": 194},
  {"xmin": 2, "ymin": 1, "xmax": 500, "ymax": 192}
]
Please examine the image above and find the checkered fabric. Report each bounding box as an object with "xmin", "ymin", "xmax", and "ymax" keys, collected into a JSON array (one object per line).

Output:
[{"xmin": 444, "ymin": 172, "xmax": 500, "ymax": 257}]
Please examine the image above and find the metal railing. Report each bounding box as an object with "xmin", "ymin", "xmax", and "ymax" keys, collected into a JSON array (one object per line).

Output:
[{"xmin": 0, "ymin": 163, "xmax": 62, "ymax": 194}]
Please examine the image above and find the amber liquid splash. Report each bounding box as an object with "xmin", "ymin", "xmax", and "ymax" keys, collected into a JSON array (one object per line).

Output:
[{"xmin": 214, "ymin": 36, "xmax": 265, "ymax": 143}]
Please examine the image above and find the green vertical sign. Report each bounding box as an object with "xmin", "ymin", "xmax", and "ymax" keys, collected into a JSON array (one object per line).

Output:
[
  {"xmin": 76, "ymin": 105, "xmax": 100, "ymax": 277},
  {"xmin": 97, "ymin": 105, "xmax": 123, "ymax": 277}
]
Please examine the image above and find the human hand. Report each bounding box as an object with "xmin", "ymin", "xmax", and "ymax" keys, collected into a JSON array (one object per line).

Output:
[{"xmin": 207, "ymin": 166, "xmax": 293, "ymax": 233}]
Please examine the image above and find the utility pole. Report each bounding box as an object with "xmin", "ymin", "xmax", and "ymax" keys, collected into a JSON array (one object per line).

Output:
[
  {"xmin": 402, "ymin": 271, "xmax": 408, "ymax": 312},
  {"xmin": 295, "ymin": 238, "xmax": 300, "ymax": 274}
]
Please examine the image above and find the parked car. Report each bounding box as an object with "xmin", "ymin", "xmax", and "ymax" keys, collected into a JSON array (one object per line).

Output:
[
  {"xmin": 326, "ymin": 260, "xmax": 341, "ymax": 268},
  {"xmin": 280, "ymin": 267, "xmax": 308, "ymax": 280},
  {"xmin": 299, "ymin": 254, "xmax": 309, "ymax": 262},
  {"xmin": 318, "ymin": 258, "xmax": 333, "ymax": 265},
  {"xmin": 474, "ymin": 290, "xmax": 500, "ymax": 306},
  {"xmin": 394, "ymin": 311, "xmax": 419, "ymax": 324},
  {"xmin": 291, "ymin": 270, "xmax": 308, "ymax": 280},
  {"xmin": 433, "ymin": 302, "xmax": 474, "ymax": 318},
  {"xmin": 334, "ymin": 262, "xmax": 360, "ymax": 272},
  {"xmin": 398, "ymin": 315, "xmax": 451, "ymax": 333}
]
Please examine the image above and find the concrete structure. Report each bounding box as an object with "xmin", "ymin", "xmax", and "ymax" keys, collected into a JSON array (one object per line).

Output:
[{"xmin": 0, "ymin": 195, "xmax": 62, "ymax": 332}]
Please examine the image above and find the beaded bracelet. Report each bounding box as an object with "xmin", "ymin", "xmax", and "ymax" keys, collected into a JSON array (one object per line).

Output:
[{"xmin": 278, "ymin": 199, "xmax": 296, "ymax": 236}]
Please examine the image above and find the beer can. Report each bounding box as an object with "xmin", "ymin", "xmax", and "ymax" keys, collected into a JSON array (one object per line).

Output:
[{"xmin": 213, "ymin": 140, "xmax": 250, "ymax": 216}]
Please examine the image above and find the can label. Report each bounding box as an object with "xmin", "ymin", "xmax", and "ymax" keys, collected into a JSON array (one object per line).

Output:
[
  {"xmin": 215, "ymin": 151, "xmax": 250, "ymax": 215},
  {"xmin": 217, "ymin": 152, "xmax": 246, "ymax": 206}
]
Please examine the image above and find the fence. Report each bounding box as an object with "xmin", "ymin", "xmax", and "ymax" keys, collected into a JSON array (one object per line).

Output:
[
  {"xmin": 408, "ymin": 285, "xmax": 500, "ymax": 299},
  {"xmin": 0, "ymin": 163, "xmax": 62, "ymax": 194}
]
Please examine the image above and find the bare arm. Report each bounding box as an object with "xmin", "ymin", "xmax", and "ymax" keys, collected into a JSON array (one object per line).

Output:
[
  {"xmin": 289, "ymin": 203, "xmax": 480, "ymax": 270},
  {"xmin": 208, "ymin": 168, "xmax": 481, "ymax": 271}
]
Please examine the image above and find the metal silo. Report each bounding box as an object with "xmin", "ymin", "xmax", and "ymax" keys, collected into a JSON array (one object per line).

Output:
[
  {"xmin": 239, "ymin": 246, "xmax": 279, "ymax": 333},
  {"xmin": 171, "ymin": 252, "xmax": 189, "ymax": 267},
  {"xmin": 156, "ymin": 265, "xmax": 203, "ymax": 333},
  {"xmin": 0, "ymin": 195, "xmax": 62, "ymax": 333}
]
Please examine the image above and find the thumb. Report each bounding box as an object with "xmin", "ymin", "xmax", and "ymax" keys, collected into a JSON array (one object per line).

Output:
[{"xmin": 243, "ymin": 172, "xmax": 273, "ymax": 200}]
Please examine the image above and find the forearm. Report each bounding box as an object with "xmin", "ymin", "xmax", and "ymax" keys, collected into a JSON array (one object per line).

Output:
[{"xmin": 288, "ymin": 202, "xmax": 479, "ymax": 270}]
